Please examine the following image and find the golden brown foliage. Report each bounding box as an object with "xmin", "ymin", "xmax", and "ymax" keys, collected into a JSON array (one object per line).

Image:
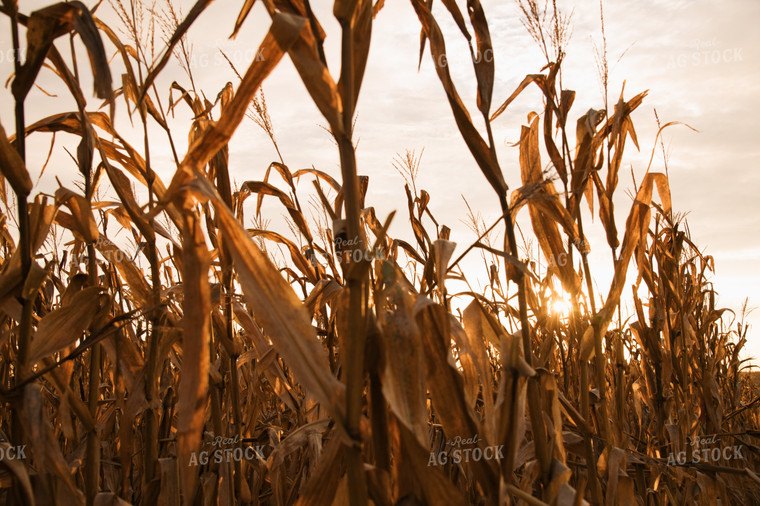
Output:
[{"xmin": 0, "ymin": 1, "xmax": 756, "ymax": 505}]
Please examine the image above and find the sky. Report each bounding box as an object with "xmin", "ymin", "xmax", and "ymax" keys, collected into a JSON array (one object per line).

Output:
[{"xmin": 1, "ymin": 0, "xmax": 758, "ymax": 363}]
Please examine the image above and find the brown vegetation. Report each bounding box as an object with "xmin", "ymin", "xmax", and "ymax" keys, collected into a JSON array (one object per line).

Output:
[{"xmin": 0, "ymin": 0, "xmax": 757, "ymax": 505}]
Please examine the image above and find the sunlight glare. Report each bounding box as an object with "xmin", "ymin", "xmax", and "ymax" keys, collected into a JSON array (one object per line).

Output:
[{"xmin": 549, "ymin": 295, "xmax": 572, "ymax": 317}]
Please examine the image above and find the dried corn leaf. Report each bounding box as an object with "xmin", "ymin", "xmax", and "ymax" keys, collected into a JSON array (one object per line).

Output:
[
  {"xmin": 337, "ymin": 0, "xmax": 373, "ymax": 113},
  {"xmin": 491, "ymin": 74, "xmax": 543, "ymax": 121},
  {"xmin": 397, "ymin": 419, "xmax": 469, "ymax": 506},
  {"xmin": 164, "ymin": 12, "xmax": 304, "ymax": 201},
  {"xmin": 414, "ymin": 298, "xmax": 498, "ymax": 492},
  {"xmin": 55, "ymin": 186, "xmax": 99, "ymax": 243},
  {"xmin": 277, "ymin": 10, "xmax": 343, "ymax": 135},
  {"xmin": 519, "ymin": 115, "xmax": 579, "ymax": 293},
  {"xmin": 243, "ymin": 180, "xmax": 313, "ymax": 242},
  {"xmin": 13, "ymin": 1, "xmax": 111, "ymax": 101},
  {"xmin": 21, "ymin": 384, "xmax": 85, "ymax": 504},
  {"xmin": 411, "ymin": 0, "xmax": 505, "ymax": 195},
  {"xmin": 433, "ymin": 239, "xmax": 456, "ymax": 294},
  {"xmin": 247, "ymin": 228, "xmax": 316, "ymax": 282},
  {"xmin": 598, "ymin": 172, "xmax": 670, "ymax": 329},
  {"xmin": 467, "ymin": 0, "xmax": 494, "ymax": 115},
  {"xmin": 377, "ymin": 270, "xmax": 428, "ymax": 446},
  {"xmin": 0, "ymin": 119, "xmax": 32, "ymax": 196},
  {"xmin": 0, "ymin": 441, "xmax": 35, "ymax": 505},
  {"xmin": 232, "ymin": 0, "xmax": 257, "ymax": 38},
  {"xmin": 27, "ymin": 286, "xmax": 105, "ymax": 366},
  {"xmin": 94, "ymin": 237, "xmax": 153, "ymax": 307},
  {"xmin": 140, "ymin": 0, "xmax": 215, "ymax": 95},
  {"xmin": 189, "ymin": 174, "xmax": 346, "ymax": 422},
  {"xmin": 176, "ymin": 211, "xmax": 212, "ymax": 502}
]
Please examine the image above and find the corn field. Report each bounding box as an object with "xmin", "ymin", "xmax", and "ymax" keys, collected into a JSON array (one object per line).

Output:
[{"xmin": 0, "ymin": 0, "xmax": 757, "ymax": 504}]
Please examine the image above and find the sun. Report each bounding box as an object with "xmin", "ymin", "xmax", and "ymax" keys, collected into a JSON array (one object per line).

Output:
[{"xmin": 549, "ymin": 294, "xmax": 573, "ymax": 317}]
